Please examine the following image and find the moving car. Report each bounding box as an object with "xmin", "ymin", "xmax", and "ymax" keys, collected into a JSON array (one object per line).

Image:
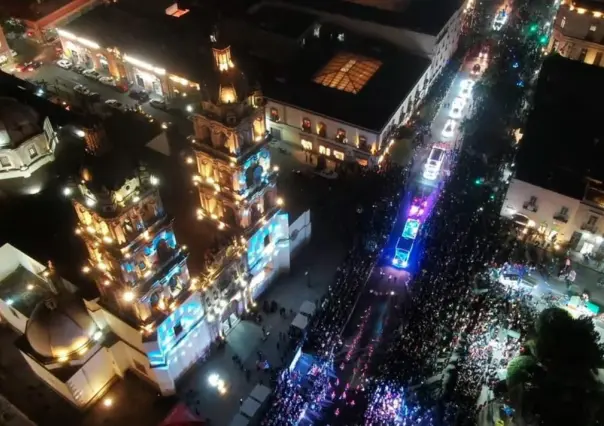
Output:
[
  {"xmin": 15, "ymin": 61, "xmax": 42, "ymax": 72},
  {"xmin": 441, "ymin": 119, "xmax": 457, "ymax": 138},
  {"xmin": 423, "ymin": 146, "xmax": 446, "ymax": 180},
  {"xmin": 493, "ymin": 10, "xmax": 507, "ymax": 31},
  {"xmin": 82, "ymin": 69, "xmax": 101, "ymax": 80},
  {"xmin": 73, "ymin": 84, "xmax": 91, "ymax": 96},
  {"xmin": 56, "ymin": 59, "xmax": 72, "ymax": 69},
  {"xmin": 150, "ymin": 99, "xmax": 167, "ymax": 110},
  {"xmin": 129, "ymin": 89, "xmax": 150, "ymax": 101},
  {"xmin": 393, "ymin": 219, "xmax": 421, "ymax": 268},
  {"xmin": 449, "ymin": 97, "xmax": 466, "ymax": 119},
  {"xmin": 479, "ymin": 45, "xmax": 489, "ymax": 62},
  {"xmin": 105, "ymin": 99, "xmax": 124, "ymax": 110}
]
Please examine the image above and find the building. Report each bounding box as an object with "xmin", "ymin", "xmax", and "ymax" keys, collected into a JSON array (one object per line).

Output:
[
  {"xmin": 2, "ymin": 0, "xmax": 100, "ymax": 43},
  {"xmin": 56, "ymin": 1, "xmax": 215, "ymax": 102},
  {"xmin": 0, "ymin": 243, "xmax": 130, "ymax": 409},
  {"xmin": 258, "ymin": 21, "xmax": 431, "ymax": 167},
  {"xmin": 189, "ymin": 39, "xmax": 291, "ymax": 333},
  {"xmin": 252, "ymin": 0, "xmax": 466, "ymax": 84},
  {"xmin": 0, "ymin": 97, "xmax": 59, "ymax": 195},
  {"xmin": 501, "ymin": 56, "xmax": 604, "ymax": 256},
  {"xmin": 549, "ymin": 0, "xmax": 604, "ymax": 66}
]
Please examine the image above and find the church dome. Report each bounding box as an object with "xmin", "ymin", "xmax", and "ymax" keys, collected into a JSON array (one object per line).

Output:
[
  {"xmin": 0, "ymin": 97, "xmax": 41, "ymax": 149},
  {"xmin": 25, "ymin": 295, "xmax": 97, "ymax": 359}
]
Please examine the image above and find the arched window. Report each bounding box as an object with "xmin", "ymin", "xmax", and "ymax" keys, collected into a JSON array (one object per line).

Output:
[
  {"xmin": 336, "ymin": 129, "xmax": 346, "ymax": 143},
  {"xmin": 317, "ymin": 122, "xmax": 327, "ymax": 137},
  {"xmin": 302, "ymin": 118, "xmax": 311, "ymax": 132},
  {"xmin": 270, "ymin": 108, "xmax": 280, "ymax": 122}
]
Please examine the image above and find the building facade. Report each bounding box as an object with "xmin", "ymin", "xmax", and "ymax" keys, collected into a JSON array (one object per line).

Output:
[
  {"xmin": 57, "ymin": 28, "xmax": 201, "ymax": 100},
  {"xmin": 501, "ymin": 178, "xmax": 604, "ymax": 256},
  {"xmin": 549, "ymin": 0, "xmax": 604, "ymax": 66}
]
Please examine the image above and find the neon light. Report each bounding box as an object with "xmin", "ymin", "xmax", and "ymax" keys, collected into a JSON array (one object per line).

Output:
[{"xmin": 393, "ymin": 218, "xmax": 421, "ymax": 269}]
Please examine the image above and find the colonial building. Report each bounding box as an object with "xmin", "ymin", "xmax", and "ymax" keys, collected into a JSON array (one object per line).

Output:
[
  {"xmin": 0, "ymin": 97, "xmax": 59, "ymax": 195},
  {"xmin": 549, "ymin": 0, "xmax": 604, "ymax": 67},
  {"xmin": 259, "ymin": 22, "xmax": 431, "ymax": 167},
  {"xmin": 190, "ymin": 39, "xmax": 291, "ymax": 335},
  {"xmin": 501, "ymin": 56, "xmax": 604, "ymax": 257}
]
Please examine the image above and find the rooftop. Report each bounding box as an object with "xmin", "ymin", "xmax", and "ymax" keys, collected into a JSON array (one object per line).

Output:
[
  {"xmin": 247, "ymin": 5, "xmax": 316, "ymax": 39},
  {"xmin": 3, "ymin": 0, "xmax": 76, "ymax": 22},
  {"xmin": 61, "ymin": 2, "xmax": 218, "ymax": 86},
  {"xmin": 258, "ymin": 23, "xmax": 430, "ymax": 131},
  {"xmin": 515, "ymin": 55, "xmax": 604, "ymax": 199},
  {"xmin": 0, "ymin": 266, "xmax": 53, "ymax": 317},
  {"xmin": 265, "ymin": 0, "xmax": 464, "ymax": 36}
]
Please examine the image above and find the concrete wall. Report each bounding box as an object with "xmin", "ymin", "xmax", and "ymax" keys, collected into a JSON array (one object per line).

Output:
[
  {"xmin": 21, "ymin": 353, "xmax": 77, "ymax": 405},
  {"xmin": 66, "ymin": 348, "xmax": 116, "ymax": 407},
  {"xmin": 0, "ymin": 244, "xmax": 47, "ymax": 281}
]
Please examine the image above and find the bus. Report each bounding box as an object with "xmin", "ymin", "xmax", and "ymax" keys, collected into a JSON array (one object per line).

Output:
[
  {"xmin": 393, "ymin": 219, "xmax": 421, "ymax": 268},
  {"xmin": 423, "ymin": 146, "xmax": 446, "ymax": 181}
]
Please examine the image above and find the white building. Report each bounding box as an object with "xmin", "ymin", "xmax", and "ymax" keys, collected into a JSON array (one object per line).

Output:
[
  {"xmin": 501, "ymin": 179, "xmax": 604, "ymax": 253},
  {"xmin": 0, "ymin": 97, "xmax": 58, "ymax": 192},
  {"xmin": 259, "ymin": 23, "xmax": 431, "ymax": 167},
  {"xmin": 500, "ymin": 56, "xmax": 604, "ymax": 257}
]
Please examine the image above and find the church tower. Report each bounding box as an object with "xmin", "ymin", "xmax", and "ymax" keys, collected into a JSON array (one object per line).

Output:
[
  {"xmin": 189, "ymin": 35, "xmax": 290, "ymax": 328},
  {"xmin": 65, "ymin": 143, "xmax": 211, "ymax": 395}
]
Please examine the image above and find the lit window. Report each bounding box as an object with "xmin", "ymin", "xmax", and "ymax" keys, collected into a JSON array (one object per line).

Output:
[
  {"xmin": 590, "ymin": 25, "xmax": 597, "ymax": 31},
  {"xmin": 317, "ymin": 122, "xmax": 327, "ymax": 137},
  {"xmin": 334, "ymin": 150, "xmax": 344, "ymax": 160},
  {"xmin": 0, "ymin": 156, "xmax": 10, "ymax": 167},
  {"xmin": 302, "ymin": 118, "xmax": 311, "ymax": 132},
  {"xmin": 319, "ymin": 145, "xmax": 331, "ymax": 156},
  {"xmin": 28, "ymin": 146, "xmax": 38, "ymax": 159},
  {"xmin": 561, "ymin": 17, "xmax": 566, "ymax": 28},
  {"xmin": 336, "ymin": 129, "xmax": 346, "ymax": 143},
  {"xmin": 301, "ymin": 139, "xmax": 313, "ymax": 150},
  {"xmin": 270, "ymin": 108, "xmax": 280, "ymax": 122}
]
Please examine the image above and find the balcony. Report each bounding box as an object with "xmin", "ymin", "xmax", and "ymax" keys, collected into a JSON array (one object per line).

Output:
[
  {"xmin": 553, "ymin": 213, "xmax": 569, "ymax": 223},
  {"xmin": 523, "ymin": 202, "xmax": 538, "ymax": 213},
  {"xmin": 581, "ymin": 223, "xmax": 599, "ymax": 233},
  {"xmin": 192, "ymin": 133, "xmax": 270, "ymax": 165}
]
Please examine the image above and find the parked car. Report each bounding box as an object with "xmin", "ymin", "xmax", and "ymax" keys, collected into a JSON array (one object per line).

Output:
[
  {"xmin": 150, "ymin": 99, "xmax": 167, "ymax": 110},
  {"xmin": 105, "ymin": 99, "xmax": 124, "ymax": 110},
  {"xmin": 72, "ymin": 65, "xmax": 86, "ymax": 74},
  {"xmin": 56, "ymin": 59, "xmax": 72, "ymax": 70},
  {"xmin": 82, "ymin": 69, "xmax": 101, "ymax": 80},
  {"xmin": 99, "ymin": 76, "xmax": 116, "ymax": 86},
  {"xmin": 87, "ymin": 92, "xmax": 101, "ymax": 101},
  {"xmin": 73, "ymin": 84, "xmax": 91, "ymax": 96}
]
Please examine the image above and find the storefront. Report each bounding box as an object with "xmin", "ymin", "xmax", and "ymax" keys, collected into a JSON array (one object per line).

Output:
[
  {"xmin": 63, "ymin": 40, "xmax": 93, "ymax": 68},
  {"xmin": 130, "ymin": 67, "xmax": 164, "ymax": 96}
]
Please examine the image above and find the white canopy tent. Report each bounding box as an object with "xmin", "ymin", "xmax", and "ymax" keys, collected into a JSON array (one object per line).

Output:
[
  {"xmin": 240, "ymin": 398, "xmax": 261, "ymax": 419},
  {"xmin": 249, "ymin": 384, "xmax": 271, "ymax": 404},
  {"xmin": 228, "ymin": 414, "xmax": 249, "ymax": 426},
  {"xmin": 291, "ymin": 313, "xmax": 309, "ymax": 331},
  {"xmin": 299, "ymin": 300, "xmax": 316, "ymax": 317}
]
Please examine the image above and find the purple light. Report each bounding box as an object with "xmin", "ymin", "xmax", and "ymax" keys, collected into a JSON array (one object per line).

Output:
[{"xmin": 409, "ymin": 198, "xmax": 428, "ymax": 219}]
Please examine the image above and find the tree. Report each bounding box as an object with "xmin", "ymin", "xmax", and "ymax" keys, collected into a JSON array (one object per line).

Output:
[{"xmin": 506, "ymin": 308, "xmax": 604, "ymax": 425}]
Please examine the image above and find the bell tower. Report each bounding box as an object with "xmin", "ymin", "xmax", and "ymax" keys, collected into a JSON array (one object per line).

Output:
[{"xmin": 188, "ymin": 33, "xmax": 290, "ymax": 316}]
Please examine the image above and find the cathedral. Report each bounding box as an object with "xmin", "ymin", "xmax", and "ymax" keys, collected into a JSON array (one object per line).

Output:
[{"xmin": 0, "ymin": 33, "xmax": 294, "ymax": 408}]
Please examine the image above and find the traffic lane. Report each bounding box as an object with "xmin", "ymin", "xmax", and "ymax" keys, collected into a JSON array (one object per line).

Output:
[{"xmin": 19, "ymin": 64, "xmax": 193, "ymax": 134}]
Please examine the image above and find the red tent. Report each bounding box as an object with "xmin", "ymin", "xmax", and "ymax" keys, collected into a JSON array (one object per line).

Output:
[{"xmin": 159, "ymin": 403, "xmax": 206, "ymax": 426}]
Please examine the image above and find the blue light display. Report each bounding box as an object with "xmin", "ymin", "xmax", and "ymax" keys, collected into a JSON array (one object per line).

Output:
[{"xmin": 246, "ymin": 214, "xmax": 287, "ymax": 270}]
